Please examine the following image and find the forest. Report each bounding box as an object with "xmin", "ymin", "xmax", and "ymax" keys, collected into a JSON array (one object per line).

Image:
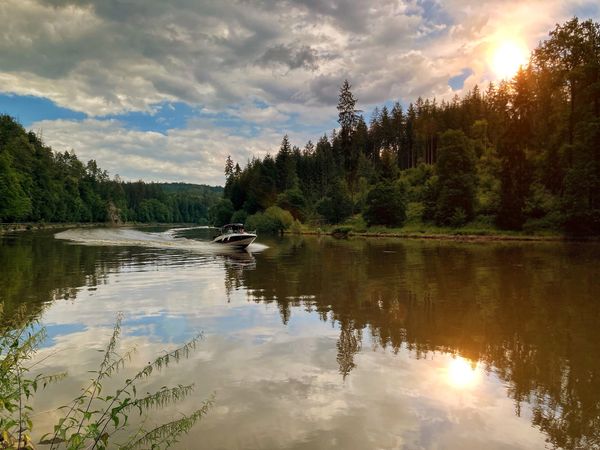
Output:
[
  {"xmin": 0, "ymin": 115, "xmax": 222, "ymax": 224},
  {"xmin": 221, "ymin": 18, "xmax": 600, "ymax": 235}
]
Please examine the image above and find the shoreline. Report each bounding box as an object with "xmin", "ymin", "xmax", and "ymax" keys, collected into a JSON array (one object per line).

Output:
[
  {"xmin": 284, "ymin": 229, "xmax": 597, "ymax": 242},
  {"xmin": 0, "ymin": 222, "xmax": 201, "ymax": 235}
]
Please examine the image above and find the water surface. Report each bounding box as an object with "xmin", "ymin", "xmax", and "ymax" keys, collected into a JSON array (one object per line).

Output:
[{"xmin": 1, "ymin": 227, "xmax": 599, "ymax": 449}]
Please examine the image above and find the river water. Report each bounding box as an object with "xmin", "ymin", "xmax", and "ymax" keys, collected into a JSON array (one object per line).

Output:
[{"xmin": 1, "ymin": 227, "xmax": 599, "ymax": 449}]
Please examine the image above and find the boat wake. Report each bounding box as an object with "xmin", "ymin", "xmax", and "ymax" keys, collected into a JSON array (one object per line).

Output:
[{"xmin": 54, "ymin": 227, "xmax": 267, "ymax": 254}]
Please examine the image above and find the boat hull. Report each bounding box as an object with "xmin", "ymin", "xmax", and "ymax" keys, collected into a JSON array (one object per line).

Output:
[{"xmin": 212, "ymin": 233, "xmax": 257, "ymax": 249}]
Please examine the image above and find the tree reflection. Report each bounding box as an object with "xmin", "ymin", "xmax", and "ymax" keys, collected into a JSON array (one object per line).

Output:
[
  {"xmin": 231, "ymin": 236, "xmax": 600, "ymax": 449},
  {"xmin": 3, "ymin": 231, "xmax": 600, "ymax": 449}
]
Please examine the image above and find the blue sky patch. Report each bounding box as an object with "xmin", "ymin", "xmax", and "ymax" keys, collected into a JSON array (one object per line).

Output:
[
  {"xmin": 0, "ymin": 94, "xmax": 86, "ymax": 126},
  {"xmin": 449, "ymin": 68, "xmax": 474, "ymax": 91},
  {"xmin": 100, "ymin": 101, "xmax": 199, "ymax": 134},
  {"xmin": 39, "ymin": 323, "xmax": 88, "ymax": 348}
]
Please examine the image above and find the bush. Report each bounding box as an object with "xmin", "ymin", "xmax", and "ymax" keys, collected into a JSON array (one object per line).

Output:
[
  {"xmin": 1, "ymin": 309, "xmax": 211, "ymax": 450},
  {"xmin": 276, "ymin": 187, "xmax": 305, "ymax": 220},
  {"xmin": 332, "ymin": 225, "xmax": 353, "ymax": 237},
  {"xmin": 343, "ymin": 215, "xmax": 367, "ymax": 233},
  {"xmin": 246, "ymin": 206, "xmax": 294, "ymax": 234},
  {"xmin": 363, "ymin": 182, "xmax": 406, "ymax": 227},
  {"xmin": 522, "ymin": 211, "xmax": 563, "ymax": 233},
  {"xmin": 290, "ymin": 219, "xmax": 303, "ymax": 234}
]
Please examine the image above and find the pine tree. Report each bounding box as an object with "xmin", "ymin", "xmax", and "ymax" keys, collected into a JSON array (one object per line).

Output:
[{"xmin": 224, "ymin": 155, "xmax": 234, "ymax": 179}]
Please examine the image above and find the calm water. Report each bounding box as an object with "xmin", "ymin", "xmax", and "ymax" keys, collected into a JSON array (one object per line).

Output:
[{"xmin": 1, "ymin": 227, "xmax": 600, "ymax": 449}]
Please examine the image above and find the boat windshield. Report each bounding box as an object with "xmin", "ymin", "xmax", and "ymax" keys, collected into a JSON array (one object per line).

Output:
[{"xmin": 221, "ymin": 223, "xmax": 245, "ymax": 234}]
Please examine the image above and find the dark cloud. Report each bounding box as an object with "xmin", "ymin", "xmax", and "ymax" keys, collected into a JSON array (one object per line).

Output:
[{"xmin": 257, "ymin": 43, "xmax": 320, "ymax": 70}]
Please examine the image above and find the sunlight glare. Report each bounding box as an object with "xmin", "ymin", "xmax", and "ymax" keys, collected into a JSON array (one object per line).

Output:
[
  {"xmin": 490, "ymin": 39, "xmax": 529, "ymax": 80},
  {"xmin": 447, "ymin": 357, "xmax": 479, "ymax": 389}
]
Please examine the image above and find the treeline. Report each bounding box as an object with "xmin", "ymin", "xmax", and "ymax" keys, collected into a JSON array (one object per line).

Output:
[
  {"xmin": 0, "ymin": 115, "xmax": 222, "ymax": 224},
  {"xmin": 221, "ymin": 18, "xmax": 600, "ymax": 235}
]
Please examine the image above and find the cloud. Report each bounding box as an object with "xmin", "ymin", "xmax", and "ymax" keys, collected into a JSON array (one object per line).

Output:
[
  {"xmin": 257, "ymin": 43, "xmax": 320, "ymax": 71},
  {"xmin": 31, "ymin": 117, "xmax": 313, "ymax": 185},
  {"xmin": 3, "ymin": 0, "xmax": 600, "ymax": 182}
]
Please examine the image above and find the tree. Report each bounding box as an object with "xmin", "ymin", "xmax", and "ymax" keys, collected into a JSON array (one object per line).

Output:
[
  {"xmin": 0, "ymin": 152, "xmax": 31, "ymax": 221},
  {"xmin": 337, "ymin": 81, "xmax": 361, "ymax": 196},
  {"xmin": 533, "ymin": 18, "xmax": 600, "ymax": 144},
  {"xmin": 337, "ymin": 79, "xmax": 360, "ymax": 135},
  {"xmin": 363, "ymin": 182, "xmax": 406, "ymax": 227},
  {"xmin": 209, "ymin": 199, "xmax": 234, "ymax": 226},
  {"xmin": 224, "ymin": 155, "xmax": 234, "ymax": 179},
  {"xmin": 435, "ymin": 130, "xmax": 477, "ymax": 226},
  {"xmin": 316, "ymin": 179, "xmax": 353, "ymax": 224},
  {"xmin": 275, "ymin": 135, "xmax": 298, "ymax": 191},
  {"xmin": 562, "ymin": 119, "xmax": 600, "ymax": 234}
]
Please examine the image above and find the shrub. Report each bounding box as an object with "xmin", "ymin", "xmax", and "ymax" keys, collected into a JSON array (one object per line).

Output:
[
  {"xmin": 290, "ymin": 219, "xmax": 303, "ymax": 234},
  {"xmin": 276, "ymin": 188, "xmax": 305, "ymax": 220},
  {"xmin": 1, "ymin": 309, "xmax": 211, "ymax": 450},
  {"xmin": 331, "ymin": 226, "xmax": 353, "ymax": 237},
  {"xmin": 246, "ymin": 206, "xmax": 294, "ymax": 234},
  {"xmin": 363, "ymin": 182, "xmax": 406, "ymax": 227}
]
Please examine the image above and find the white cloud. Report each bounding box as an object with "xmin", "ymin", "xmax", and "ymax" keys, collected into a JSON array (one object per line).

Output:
[
  {"xmin": 31, "ymin": 118, "xmax": 312, "ymax": 185},
  {"xmin": 4, "ymin": 0, "xmax": 600, "ymax": 182}
]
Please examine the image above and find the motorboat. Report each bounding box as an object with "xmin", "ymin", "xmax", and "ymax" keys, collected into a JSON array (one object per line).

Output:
[{"xmin": 212, "ymin": 223, "xmax": 257, "ymax": 249}]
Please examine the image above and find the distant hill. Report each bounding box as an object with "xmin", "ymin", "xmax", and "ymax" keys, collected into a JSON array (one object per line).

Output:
[{"xmin": 0, "ymin": 115, "xmax": 223, "ymax": 224}]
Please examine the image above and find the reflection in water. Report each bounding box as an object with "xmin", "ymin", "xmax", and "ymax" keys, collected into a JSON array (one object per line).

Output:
[
  {"xmin": 446, "ymin": 357, "xmax": 479, "ymax": 389},
  {"xmin": 225, "ymin": 236, "xmax": 600, "ymax": 449},
  {"xmin": 2, "ymin": 229, "xmax": 600, "ymax": 449}
]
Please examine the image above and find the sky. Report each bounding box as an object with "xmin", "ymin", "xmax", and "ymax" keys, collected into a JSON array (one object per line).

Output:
[{"xmin": 0, "ymin": 0, "xmax": 599, "ymax": 186}]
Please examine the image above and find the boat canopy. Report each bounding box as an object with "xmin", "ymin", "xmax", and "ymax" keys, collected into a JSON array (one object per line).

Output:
[{"xmin": 221, "ymin": 223, "xmax": 245, "ymax": 232}]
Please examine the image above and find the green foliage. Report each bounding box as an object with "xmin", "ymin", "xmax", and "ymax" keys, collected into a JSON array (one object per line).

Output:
[
  {"xmin": 209, "ymin": 199, "xmax": 234, "ymax": 227},
  {"xmin": 363, "ymin": 182, "xmax": 407, "ymax": 227},
  {"xmin": 276, "ymin": 187, "xmax": 305, "ymax": 220},
  {"xmin": 246, "ymin": 206, "xmax": 293, "ymax": 234},
  {"xmin": 0, "ymin": 115, "xmax": 221, "ymax": 225},
  {"xmin": 1, "ymin": 306, "xmax": 66, "ymax": 449},
  {"xmin": 215, "ymin": 19, "xmax": 600, "ymax": 235},
  {"xmin": 0, "ymin": 152, "xmax": 31, "ymax": 221},
  {"xmin": 561, "ymin": 121, "xmax": 600, "ymax": 234},
  {"xmin": 289, "ymin": 219, "xmax": 303, "ymax": 234},
  {"xmin": 398, "ymin": 164, "xmax": 435, "ymax": 203},
  {"xmin": 434, "ymin": 130, "xmax": 477, "ymax": 226},
  {"xmin": 230, "ymin": 209, "xmax": 248, "ymax": 225},
  {"xmin": 0, "ymin": 308, "xmax": 212, "ymax": 450},
  {"xmin": 315, "ymin": 179, "xmax": 353, "ymax": 224},
  {"xmin": 331, "ymin": 226, "xmax": 353, "ymax": 237}
]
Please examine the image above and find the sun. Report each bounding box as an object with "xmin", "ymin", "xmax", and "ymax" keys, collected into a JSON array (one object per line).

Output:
[{"xmin": 490, "ymin": 39, "xmax": 529, "ymax": 80}]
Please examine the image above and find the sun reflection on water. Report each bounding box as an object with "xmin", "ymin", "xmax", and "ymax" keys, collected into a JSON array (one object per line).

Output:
[{"xmin": 447, "ymin": 356, "xmax": 479, "ymax": 389}]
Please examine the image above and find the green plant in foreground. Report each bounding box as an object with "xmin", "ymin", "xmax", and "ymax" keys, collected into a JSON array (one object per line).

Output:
[
  {"xmin": 1, "ymin": 305, "xmax": 213, "ymax": 449},
  {"xmin": 1, "ymin": 304, "xmax": 67, "ymax": 449}
]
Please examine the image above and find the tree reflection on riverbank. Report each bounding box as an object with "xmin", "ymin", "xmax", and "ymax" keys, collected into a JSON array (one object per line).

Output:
[
  {"xmin": 2, "ymin": 230, "xmax": 599, "ymax": 449},
  {"xmin": 226, "ymin": 236, "xmax": 600, "ymax": 449}
]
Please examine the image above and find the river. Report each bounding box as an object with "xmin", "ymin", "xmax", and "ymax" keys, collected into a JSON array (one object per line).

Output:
[{"xmin": 1, "ymin": 227, "xmax": 599, "ymax": 449}]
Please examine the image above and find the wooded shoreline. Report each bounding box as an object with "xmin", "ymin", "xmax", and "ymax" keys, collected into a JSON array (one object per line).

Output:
[
  {"xmin": 0, "ymin": 222, "xmax": 200, "ymax": 235},
  {"xmin": 284, "ymin": 228, "xmax": 599, "ymax": 242}
]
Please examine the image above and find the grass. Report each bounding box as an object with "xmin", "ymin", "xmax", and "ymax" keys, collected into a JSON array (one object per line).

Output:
[{"xmin": 287, "ymin": 214, "xmax": 566, "ymax": 241}]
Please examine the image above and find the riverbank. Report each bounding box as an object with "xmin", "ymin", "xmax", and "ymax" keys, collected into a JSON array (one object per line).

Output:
[
  {"xmin": 285, "ymin": 224, "xmax": 595, "ymax": 242},
  {"xmin": 0, "ymin": 222, "xmax": 201, "ymax": 235}
]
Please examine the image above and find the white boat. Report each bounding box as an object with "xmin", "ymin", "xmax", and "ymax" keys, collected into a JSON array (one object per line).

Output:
[{"xmin": 212, "ymin": 223, "xmax": 257, "ymax": 249}]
